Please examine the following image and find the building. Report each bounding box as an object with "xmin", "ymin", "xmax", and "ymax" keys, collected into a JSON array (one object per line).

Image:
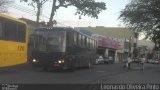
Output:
[
  {"xmin": 80, "ymin": 26, "xmax": 134, "ymax": 40},
  {"xmin": 77, "ymin": 26, "xmax": 134, "ymax": 63}
]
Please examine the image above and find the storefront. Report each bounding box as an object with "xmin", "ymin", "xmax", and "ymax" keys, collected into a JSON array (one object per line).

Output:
[{"xmin": 96, "ymin": 35, "xmax": 121, "ymax": 62}]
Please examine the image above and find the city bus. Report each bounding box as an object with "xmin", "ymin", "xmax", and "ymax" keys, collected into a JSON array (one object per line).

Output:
[
  {"xmin": 0, "ymin": 13, "xmax": 28, "ymax": 67},
  {"xmin": 29, "ymin": 27, "xmax": 97, "ymax": 71}
]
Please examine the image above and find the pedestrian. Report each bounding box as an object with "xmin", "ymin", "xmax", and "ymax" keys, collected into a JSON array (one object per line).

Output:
[
  {"xmin": 141, "ymin": 56, "xmax": 145, "ymax": 71},
  {"xmin": 123, "ymin": 58, "xmax": 128, "ymax": 68},
  {"xmin": 127, "ymin": 56, "xmax": 132, "ymax": 70}
]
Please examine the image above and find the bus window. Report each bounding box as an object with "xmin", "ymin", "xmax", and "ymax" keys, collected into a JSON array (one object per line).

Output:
[
  {"xmin": 87, "ymin": 38, "xmax": 89, "ymax": 48},
  {"xmin": 94, "ymin": 40, "xmax": 96, "ymax": 48},
  {"xmin": 4, "ymin": 20, "xmax": 17, "ymax": 41},
  {"xmin": 82, "ymin": 35, "xmax": 85, "ymax": 47},
  {"xmin": 78, "ymin": 34, "xmax": 81, "ymax": 46},
  {"xmin": 91, "ymin": 39, "xmax": 93, "ymax": 48},
  {"xmin": 74, "ymin": 32, "xmax": 77, "ymax": 45},
  {"xmin": 84, "ymin": 37, "xmax": 87, "ymax": 48},
  {"xmin": 67, "ymin": 31, "xmax": 72, "ymax": 46},
  {"xmin": 17, "ymin": 24, "xmax": 26, "ymax": 42},
  {"xmin": 92, "ymin": 40, "xmax": 94, "ymax": 48},
  {"xmin": 90, "ymin": 40, "xmax": 92, "ymax": 48},
  {"xmin": 0, "ymin": 20, "xmax": 2, "ymax": 38},
  {"xmin": 89, "ymin": 39, "xmax": 92, "ymax": 48}
]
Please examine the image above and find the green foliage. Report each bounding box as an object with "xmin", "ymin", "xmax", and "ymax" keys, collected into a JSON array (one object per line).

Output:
[
  {"xmin": 119, "ymin": 0, "xmax": 160, "ymax": 44},
  {"xmin": 20, "ymin": 0, "xmax": 48, "ymax": 23},
  {"xmin": 58, "ymin": 0, "xmax": 106, "ymax": 19},
  {"xmin": 21, "ymin": 0, "xmax": 106, "ymax": 25},
  {"xmin": 68, "ymin": 0, "xmax": 106, "ymax": 19}
]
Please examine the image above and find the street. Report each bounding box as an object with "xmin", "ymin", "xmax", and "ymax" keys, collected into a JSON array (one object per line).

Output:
[{"xmin": 0, "ymin": 63, "xmax": 160, "ymax": 84}]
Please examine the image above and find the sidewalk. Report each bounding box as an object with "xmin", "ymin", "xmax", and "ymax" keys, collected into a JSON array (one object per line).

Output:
[{"xmin": 101, "ymin": 63, "xmax": 160, "ymax": 84}]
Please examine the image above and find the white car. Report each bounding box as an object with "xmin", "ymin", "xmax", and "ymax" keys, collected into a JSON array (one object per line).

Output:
[
  {"xmin": 95, "ymin": 56, "xmax": 104, "ymax": 64},
  {"xmin": 148, "ymin": 59, "xmax": 159, "ymax": 64},
  {"xmin": 154, "ymin": 59, "xmax": 159, "ymax": 64}
]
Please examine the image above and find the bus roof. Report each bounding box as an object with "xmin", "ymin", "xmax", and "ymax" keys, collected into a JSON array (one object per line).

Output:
[
  {"xmin": 35, "ymin": 27, "xmax": 96, "ymax": 40},
  {"xmin": 0, "ymin": 13, "xmax": 27, "ymax": 25}
]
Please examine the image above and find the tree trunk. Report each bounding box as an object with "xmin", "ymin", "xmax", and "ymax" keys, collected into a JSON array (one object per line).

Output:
[
  {"xmin": 48, "ymin": 0, "xmax": 56, "ymax": 26},
  {"xmin": 36, "ymin": 2, "xmax": 41, "ymax": 24}
]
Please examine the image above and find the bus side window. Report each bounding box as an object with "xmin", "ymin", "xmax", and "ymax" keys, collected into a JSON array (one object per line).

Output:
[
  {"xmin": 91, "ymin": 39, "xmax": 93, "ymax": 48},
  {"xmin": 74, "ymin": 32, "xmax": 77, "ymax": 45},
  {"xmin": 76, "ymin": 33, "xmax": 79, "ymax": 46},
  {"xmin": 82, "ymin": 35, "xmax": 85, "ymax": 47},
  {"xmin": 92, "ymin": 40, "xmax": 94, "ymax": 48},
  {"xmin": 84, "ymin": 37, "xmax": 87, "ymax": 48},
  {"xmin": 67, "ymin": 31, "xmax": 72, "ymax": 47},
  {"xmin": 90, "ymin": 40, "xmax": 93, "ymax": 48},
  {"xmin": 4, "ymin": 20, "xmax": 17, "ymax": 41},
  {"xmin": 17, "ymin": 24, "xmax": 26, "ymax": 42},
  {"xmin": 78, "ymin": 34, "xmax": 81, "ymax": 47},
  {"xmin": 90, "ymin": 39, "xmax": 92, "ymax": 48},
  {"xmin": 0, "ymin": 20, "xmax": 3, "ymax": 39},
  {"xmin": 94, "ymin": 40, "xmax": 96, "ymax": 48},
  {"xmin": 87, "ymin": 38, "xmax": 90, "ymax": 48}
]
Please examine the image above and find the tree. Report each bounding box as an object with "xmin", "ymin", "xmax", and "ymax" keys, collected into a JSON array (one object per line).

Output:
[
  {"xmin": 0, "ymin": 0, "xmax": 13, "ymax": 13},
  {"xmin": 47, "ymin": 0, "xmax": 106, "ymax": 26},
  {"xmin": 21, "ymin": 0, "xmax": 106, "ymax": 26},
  {"xmin": 119, "ymin": 0, "xmax": 160, "ymax": 47},
  {"xmin": 21, "ymin": 0, "xmax": 48, "ymax": 23}
]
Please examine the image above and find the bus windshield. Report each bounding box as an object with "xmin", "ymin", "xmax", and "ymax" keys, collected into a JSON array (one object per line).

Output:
[
  {"xmin": 46, "ymin": 30, "xmax": 66, "ymax": 52},
  {"xmin": 31, "ymin": 30, "xmax": 66, "ymax": 52}
]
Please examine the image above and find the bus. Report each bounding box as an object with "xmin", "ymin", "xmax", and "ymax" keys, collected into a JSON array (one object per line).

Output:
[
  {"xmin": 0, "ymin": 13, "xmax": 28, "ymax": 67},
  {"xmin": 29, "ymin": 27, "xmax": 97, "ymax": 71}
]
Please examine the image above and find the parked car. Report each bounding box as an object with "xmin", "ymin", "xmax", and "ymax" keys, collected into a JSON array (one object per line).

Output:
[
  {"xmin": 95, "ymin": 56, "xmax": 104, "ymax": 64},
  {"xmin": 153, "ymin": 59, "xmax": 160, "ymax": 64},
  {"xmin": 154, "ymin": 60, "xmax": 159, "ymax": 64},
  {"xmin": 103, "ymin": 56, "xmax": 114, "ymax": 64},
  {"xmin": 147, "ymin": 59, "xmax": 159, "ymax": 64},
  {"xmin": 103, "ymin": 56, "xmax": 109, "ymax": 64},
  {"xmin": 147, "ymin": 59, "xmax": 154, "ymax": 63},
  {"xmin": 108, "ymin": 56, "xmax": 114, "ymax": 64}
]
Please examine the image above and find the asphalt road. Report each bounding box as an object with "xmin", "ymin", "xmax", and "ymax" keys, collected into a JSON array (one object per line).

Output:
[
  {"xmin": 0, "ymin": 63, "xmax": 160, "ymax": 90},
  {"xmin": 1, "ymin": 62, "xmax": 160, "ymax": 84},
  {"xmin": 0, "ymin": 63, "xmax": 127, "ymax": 84}
]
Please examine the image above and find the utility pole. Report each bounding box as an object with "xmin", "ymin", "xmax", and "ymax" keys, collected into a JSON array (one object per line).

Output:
[
  {"xmin": 133, "ymin": 31, "xmax": 139, "ymax": 61},
  {"xmin": 36, "ymin": 1, "xmax": 41, "ymax": 24}
]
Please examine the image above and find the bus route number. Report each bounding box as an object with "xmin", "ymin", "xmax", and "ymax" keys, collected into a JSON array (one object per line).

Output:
[{"xmin": 18, "ymin": 46, "xmax": 24, "ymax": 51}]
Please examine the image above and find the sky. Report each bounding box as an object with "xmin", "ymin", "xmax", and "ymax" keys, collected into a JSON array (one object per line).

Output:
[{"xmin": 7, "ymin": 0, "xmax": 129, "ymax": 27}]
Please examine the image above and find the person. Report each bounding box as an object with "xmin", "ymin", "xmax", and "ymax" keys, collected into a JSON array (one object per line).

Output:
[
  {"xmin": 141, "ymin": 56, "xmax": 145, "ymax": 71},
  {"xmin": 127, "ymin": 56, "xmax": 132, "ymax": 69},
  {"xmin": 123, "ymin": 56, "xmax": 132, "ymax": 69}
]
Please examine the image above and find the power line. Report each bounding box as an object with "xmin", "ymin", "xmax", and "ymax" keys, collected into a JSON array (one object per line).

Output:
[{"xmin": 9, "ymin": 3, "xmax": 70, "ymax": 27}]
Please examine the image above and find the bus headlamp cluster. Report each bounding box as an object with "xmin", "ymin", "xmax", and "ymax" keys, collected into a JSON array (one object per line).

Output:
[
  {"xmin": 58, "ymin": 59, "xmax": 64, "ymax": 64},
  {"xmin": 33, "ymin": 59, "xmax": 38, "ymax": 63}
]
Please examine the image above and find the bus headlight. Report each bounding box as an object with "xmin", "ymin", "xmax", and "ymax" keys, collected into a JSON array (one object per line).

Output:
[
  {"xmin": 58, "ymin": 60, "xmax": 62, "ymax": 64},
  {"xmin": 58, "ymin": 59, "xmax": 64, "ymax": 64},
  {"xmin": 61, "ymin": 60, "xmax": 64, "ymax": 63},
  {"xmin": 33, "ymin": 59, "xmax": 37, "ymax": 63}
]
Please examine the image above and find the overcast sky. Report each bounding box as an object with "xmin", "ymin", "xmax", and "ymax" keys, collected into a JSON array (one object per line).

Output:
[{"xmin": 7, "ymin": 0, "xmax": 129, "ymax": 27}]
